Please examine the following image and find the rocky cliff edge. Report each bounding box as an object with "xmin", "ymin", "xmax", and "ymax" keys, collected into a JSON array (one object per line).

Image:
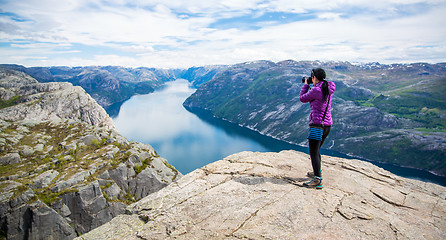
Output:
[
  {"xmin": 0, "ymin": 68, "xmax": 181, "ymax": 239},
  {"xmin": 78, "ymin": 150, "xmax": 445, "ymax": 240}
]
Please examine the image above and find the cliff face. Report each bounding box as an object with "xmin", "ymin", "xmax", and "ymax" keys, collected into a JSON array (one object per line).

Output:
[
  {"xmin": 180, "ymin": 65, "xmax": 227, "ymax": 88},
  {"xmin": 77, "ymin": 150, "xmax": 446, "ymax": 240},
  {"xmin": 0, "ymin": 68, "xmax": 181, "ymax": 239}
]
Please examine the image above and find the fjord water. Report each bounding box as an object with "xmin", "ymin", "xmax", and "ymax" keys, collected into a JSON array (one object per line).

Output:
[
  {"xmin": 112, "ymin": 79, "xmax": 270, "ymax": 174},
  {"xmin": 112, "ymin": 79, "xmax": 446, "ymax": 186}
]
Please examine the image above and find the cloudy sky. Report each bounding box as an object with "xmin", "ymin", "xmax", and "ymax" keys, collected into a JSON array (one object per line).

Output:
[{"xmin": 1, "ymin": 0, "xmax": 445, "ymax": 68}]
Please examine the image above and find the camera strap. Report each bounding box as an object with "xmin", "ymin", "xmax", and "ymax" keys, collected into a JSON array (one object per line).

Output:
[
  {"xmin": 310, "ymin": 93, "xmax": 331, "ymax": 126},
  {"xmin": 321, "ymin": 94, "xmax": 331, "ymax": 124}
]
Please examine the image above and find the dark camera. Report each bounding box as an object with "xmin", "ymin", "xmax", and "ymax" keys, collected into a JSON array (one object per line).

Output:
[{"xmin": 301, "ymin": 76, "xmax": 313, "ymax": 84}]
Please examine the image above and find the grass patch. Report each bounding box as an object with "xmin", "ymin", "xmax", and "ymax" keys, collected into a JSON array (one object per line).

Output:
[
  {"xmin": 11, "ymin": 185, "xmax": 29, "ymax": 199},
  {"xmin": 100, "ymin": 182, "xmax": 114, "ymax": 190},
  {"xmin": 414, "ymin": 128, "xmax": 446, "ymax": 133},
  {"xmin": 134, "ymin": 164, "xmax": 147, "ymax": 174},
  {"xmin": 0, "ymin": 164, "xmax": 16, "ymax": 178},
  {"xmin": 123, "ymin": 190, "xmax": 134, "ymax": 204},
  {"xmin": 36, "ymin": 188, "xmax": 79, "ymax": 205},
  {"xmin": 90, "ymin": 139, "xmax": 102, "ymax": 149},
  {"xmin": 0, "ymin": 95, "xmax": 23, "ymax": 109},
  {"xmin": 163, "ymin": 160, "xmax": 180, "ymax": 181}
]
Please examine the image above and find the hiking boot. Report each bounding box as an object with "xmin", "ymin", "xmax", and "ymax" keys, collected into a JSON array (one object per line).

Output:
[
  {"xmin": 303, "ymin": 176, "xmax": 323, "ymax": 189},
  {"xmin": 306, "ymin": 171, "xmax": 322, "ymax": 180}
]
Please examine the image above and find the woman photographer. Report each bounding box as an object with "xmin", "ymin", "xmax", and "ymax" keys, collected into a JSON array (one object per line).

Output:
[{"xmin": 299, "ymin": 68, "xmax": 336, "ymax": 189}]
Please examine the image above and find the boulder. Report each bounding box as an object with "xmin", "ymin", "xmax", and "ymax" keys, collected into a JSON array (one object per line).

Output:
[
  {"xmin": 78, "ymin": 181, "xmax": 107, "ymax": 215},
  {"xmin": 62, "ymin": 181, "xmax": 126, "ymax": 234},
  {"xmin": 130, "ymin": 168, "xmax": 168, "ymax": 200},
  {"xmin": 27, "ymin": 201, "xmax": 77, "ymax": 240},
  {"xmin": 0, "ymin": 152, "xmax": 21, "ymax": 165},
  {"xmin": 0, "ymin": 87, "xmax": 16, "ymax": 100},
  {"xmin": 103, "ymin": 183, "xmax": 122, "ymax": 200},
  {"xmin": 20, "ymin": 145, "xmax": 35, "ymax": 157},
  {"xmin": 52, "ymin": 171, "xmax": 89, "ymax": 192},
  {"xmin": 31, "ymin": 170, "xmax": 59, "ymax": 189},
  {"xmin": 126, "ymin": 155, "xmax": 142, "ymax": 167},
  {"xmin": 34, "ymin": 144, "xmax": 44, "ymax": 152},
  {"xmin": 79, "ymin": 135, "xmax": 101, "ymax": 146},
  {"xmin": 1, "ymin": 189, "xmax": 35, "ymax": 239},
  {"xmin": 108, "ymin": 163, "xmax": 134, "ymax": 193},
  {"xmin": 107, "ymin": 156, "xmax": 178, "ymax": 201}
]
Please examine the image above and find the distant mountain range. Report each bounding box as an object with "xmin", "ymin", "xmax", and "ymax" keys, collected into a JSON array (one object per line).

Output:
[
  {"xmin": 0, "ymin": 65, "xmax": 176, "ymax": 116},
  {"xmin": 2, "ymin": 60, "xmax": 445, "ymax": 176},
  {"xmin": 0, "ymin": 64, "xmax": 225, "ymax": 116}
]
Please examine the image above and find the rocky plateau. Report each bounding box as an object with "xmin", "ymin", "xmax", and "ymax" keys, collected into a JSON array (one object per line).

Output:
[{"xmin": 78, "ymin": 150, "xmax": 446, "ymax": 240}]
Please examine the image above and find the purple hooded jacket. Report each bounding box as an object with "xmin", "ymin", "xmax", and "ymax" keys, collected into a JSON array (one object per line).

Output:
[{"xmin": 299, "ymin": 81, "xmax": 336, "ymax": 126}]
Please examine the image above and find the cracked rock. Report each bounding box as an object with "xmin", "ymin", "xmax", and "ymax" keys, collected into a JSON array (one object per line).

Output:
[{"xmin": 78, "ymin": 150, "xmax": 446, "ymax": 240}]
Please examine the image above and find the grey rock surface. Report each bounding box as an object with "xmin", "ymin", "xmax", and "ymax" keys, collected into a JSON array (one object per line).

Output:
[
  {"xmin": 0, "ymin": 68, "xmax": 116, "ymax": 130},
  {"xmin": 78, "ymin": 150, "xmax": 446, "ymax": 240},
  {"xmin": 31, "ymin": 170, "xmax": 59, "ymax": 189},
  {"xmin": 27, "ymin": 201, "xmax": 77, "ymax": 240},
  {"xmin": 0, "ymin": 152, "xmax": 21, "ymax": 165}
]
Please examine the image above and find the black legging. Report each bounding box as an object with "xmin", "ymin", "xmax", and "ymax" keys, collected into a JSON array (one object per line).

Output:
[{"xmin": 308, "ymin": 126, "xmax": 331, "ymax": 177}]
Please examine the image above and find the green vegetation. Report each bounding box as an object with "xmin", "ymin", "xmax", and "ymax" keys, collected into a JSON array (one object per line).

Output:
[
  {"xmin": 100, "ymin": 182, "xmax": 114, "ymax": 190},
  {"xmin": 344, "ymin": 133, "xmax": 446, "ymax": 174},
  {"xmin": 36, "ymin": 188, "xmax": 79, "ymax": 205},
  {"xmin": 164, "ymin": 161, "xmax": 179, "ymax": 181},
  {"xmin": 133, "ymin": 156, "xmax": 156, "ymax": 174},
  {"xmin": 134, "ymin": 164, "xmax": 147, "ymax": 174},
  {"xmin": 350, "ymin": 77, "xmax": 446, "ymax": 130},
  {"xmin": 0, "ymin": 118, "xmax": 167, "ymax": 206},
  {"xmin": 123, "ymin": 190, "xmax": 135, "ymax": 204},
  {"xmin": 11, "ymin": 185, "xmax": 29, "ymax": 199},
  {"xmin": 187, "ymin": 69, "xmax": 297, "ymax": 124},
  {"xmin": 0, "ymin": 95, "xmax": 22, "ymax": 109}
]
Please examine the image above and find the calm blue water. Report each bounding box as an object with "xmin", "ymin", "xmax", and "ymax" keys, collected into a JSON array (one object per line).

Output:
[{"xmin": 112, "ymin": 79, "xmax": 446, "ymax": 186}]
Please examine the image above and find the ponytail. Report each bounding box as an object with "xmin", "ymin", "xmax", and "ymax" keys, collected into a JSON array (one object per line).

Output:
[{"xmin": 322, "ymin": 80, "xmax": 329, "ymax": 101}]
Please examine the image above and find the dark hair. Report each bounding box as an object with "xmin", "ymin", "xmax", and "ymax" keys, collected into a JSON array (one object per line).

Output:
[{"xmin": 312, "ymin": 68, "xmax": 329, "ymax": 100}]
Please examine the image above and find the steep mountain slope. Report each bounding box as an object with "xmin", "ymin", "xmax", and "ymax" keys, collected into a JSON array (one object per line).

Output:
[
  {"xmin": 184, "ymin": 60, "xmax": 446, "ymax": 176},
  {"xmin": 180, "ymin": 65, "xmax": 227, "ymax": 88},
  {"xmin": 0, "ymin": 68, "xmax": 181, "ymax": 239},
  {"xmin": 77, "ymin": 150, "xmax": 446, "ymax": 240}
]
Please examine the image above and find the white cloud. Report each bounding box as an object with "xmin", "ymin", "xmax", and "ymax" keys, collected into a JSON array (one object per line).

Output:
[
  {"xmin": 10, "ymin": 42, "xmax": 72, "ymax": 49},
  {"xmin": 0, "ymin": 0, "xmax": 445, "ymax": 67}
]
